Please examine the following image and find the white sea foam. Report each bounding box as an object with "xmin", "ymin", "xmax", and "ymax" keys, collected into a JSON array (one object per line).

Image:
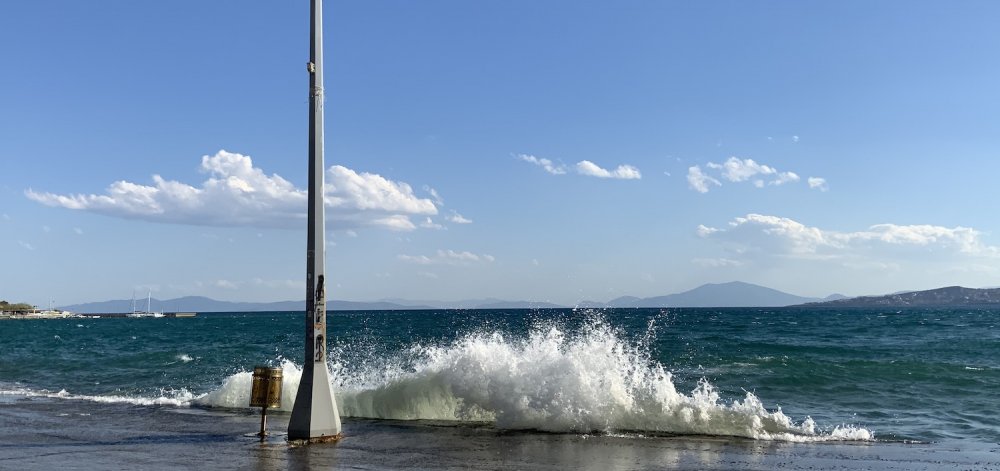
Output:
[
  {"xmin": 3, "ymin": 320, "xmax": 871, "ymax": 442},
  {"xmin": 177, "ymin": 354, "xmax": 194, "ymax": 363},
  {"xmin": 0, "ymin": 386, "xmax": 199, "ymax": 407},
  {"xmin": 195, "ymin": 360, "xmax": 302, "ymax": 411},
  {"xmin": 197, "ymin": 322, "xmax": 871, "ymax": 442}
]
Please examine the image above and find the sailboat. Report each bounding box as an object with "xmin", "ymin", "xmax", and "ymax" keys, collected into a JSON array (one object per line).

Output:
[{"xmin": 127, "ymin": 290, "xmax": 162, "ymax": 318}]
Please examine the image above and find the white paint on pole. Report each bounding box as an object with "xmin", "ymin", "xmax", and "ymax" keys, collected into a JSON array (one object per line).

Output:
[{"xmin": 288, "ymin": 0, "xmax": 342, "ymax": 442}]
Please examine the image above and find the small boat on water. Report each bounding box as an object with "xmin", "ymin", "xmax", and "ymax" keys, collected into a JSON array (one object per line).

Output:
[{"xmin": 127, "ymin": 290, "xmax": 163, "ymax": 318}]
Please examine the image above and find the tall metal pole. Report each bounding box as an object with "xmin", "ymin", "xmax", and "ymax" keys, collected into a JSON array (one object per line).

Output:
[{"xmin": 288, "ymin": 0, "xmax": 342, "ymax": 442}]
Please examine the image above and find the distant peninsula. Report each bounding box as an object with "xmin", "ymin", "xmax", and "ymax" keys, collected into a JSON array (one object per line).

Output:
[{"xmin": 797, "ymin": 286, "xmax": 1000, "ymax": 308}]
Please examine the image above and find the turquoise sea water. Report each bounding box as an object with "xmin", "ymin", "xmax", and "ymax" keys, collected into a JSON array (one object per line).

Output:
[{"xmin": 1, "ymin": 308, "xmax": 998, "ymax": 445}]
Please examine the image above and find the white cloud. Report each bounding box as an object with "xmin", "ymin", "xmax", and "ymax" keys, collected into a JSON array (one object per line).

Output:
[
  {"xmin": 398, "ymin": 249, "xmax": 496, "ymax": 265},
  {"xmin": 792, "ymin": 135, "xmax": 800, "ymax": 143},
  {"xmin": 250, "ymin": 278, "xmax": 300, "ymax": 289},
  {"xmin": 687, "ymin": 166, "xmax": 721, "ymax": 193},
  {"xmin": 420, "ymin": 217, "xmax": 445, "ymax": 230},
  {"xmin": 1, "ymin": 214, "xmax": 9, "ymax": 221},
  {"xmin": 698, "ymin": 214, "xmax": 1000, "ymax": 261},
  {"xmin": 18, "ymin": 241, "xmax": 35, "ymax": 251},
  {"xmin": 417, "ymin": 271, "xmax": 439, "ymax": 279},
  {"xmin": 692, "ymin": 258, "xmax": 743, "ymax": 268},
  {"xmin": 696, "ymin": 224, "xmax": 719, "ymax": 237},
  {"xmin": 26, "ymin": 150, "xmax": 439, "ymax": 232},
  {"xmin": 770, "ymin": 171, "xmax": 800, "ymax": 186},
  {"xmin": 688, "ymin": 157, "xmax": 819, "ymax": 193},
  {"xmin": 808, "ymin": 177, "xmax": 829, "ymax": 191},
  {"xmin": 42, "ymin": 225, "xmax": 51, "ymax": 233},
  {"xmin": 423, "ymin": 186, "xmax": 444, "ymax": 206},
  {"xmin": 711, "ymin": 157, "xmax": 776, "ymax": 182},
  {"xmin": 517, "ymin": 154, "xmax": 566, "ymax": 175},
  {"xmin": 397, "ymin": 254, "xmax": 434, "ymax": 265},
  {"xmin": 213, "ymin": 279, "xmax": 240, "ymax": 290},
  {"xmin": 447, "ymin": 211, "xmax": 473, "ymax": 224},
  {"xmin": 519, "ymin": 154, "xmax": 641, "ymax": 180},
  {"xmin": 575, "ymin": 160, "xmax": 642, "ymax": 180},
  {"xmin": 73, "ymin": 227, "xmax": 84, "ymax": 235}
]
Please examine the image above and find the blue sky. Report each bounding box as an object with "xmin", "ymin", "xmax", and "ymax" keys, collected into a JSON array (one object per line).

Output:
[{"xmin": 3, "ymin": 1, "xmax": 1000, "ymax": 307}]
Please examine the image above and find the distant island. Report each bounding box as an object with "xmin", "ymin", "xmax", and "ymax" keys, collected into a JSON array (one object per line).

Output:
[
  {"xmin": 59, "ymin": 281, "xmax": 836, "ymax": 312},
  {"xmin": 796, "ymin": 286, "xmax": 1000, "ymax": 308},
  {"xmin": 55, "ymin": 283, "xmax": 1000, "ymax": 313}
]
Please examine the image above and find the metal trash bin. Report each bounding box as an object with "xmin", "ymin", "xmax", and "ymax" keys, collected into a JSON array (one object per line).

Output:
[
  {"xmin": 250, "ymin": 366, "xmax": 283, "ymax": 438},
  {"xmin": 251, "ymin": 366, "xmax": 283, "ymax": 409}
]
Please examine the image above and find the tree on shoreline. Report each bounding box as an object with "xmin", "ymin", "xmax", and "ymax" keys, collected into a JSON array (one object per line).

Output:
[{"xmin": 0, "ymin": 300, "xmax": 36, "ymax": 312}]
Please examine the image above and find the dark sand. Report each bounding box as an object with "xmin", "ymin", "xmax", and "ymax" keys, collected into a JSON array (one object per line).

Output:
[{"xmin": 1, "ymin": 395, "xmax": 998, "ymax": 470}]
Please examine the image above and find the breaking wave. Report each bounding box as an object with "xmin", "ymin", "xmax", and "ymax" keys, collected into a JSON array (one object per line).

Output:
[
  {"xmin": 2, "ymin": 319, "xmax": 871, "ymax": 441},
  {"xmin": 204, "ymin": 320, "xmax": 871, "ymax": 441}
]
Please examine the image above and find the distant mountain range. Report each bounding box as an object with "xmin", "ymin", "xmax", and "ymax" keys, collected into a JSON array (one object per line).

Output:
[
  {"xmin": 797, "ymin": 286, "xmax": 1000, "ymax": 308},
  {"xmin": 59, "ymin": 281, "xmax": 843, "ymax": 313},
  {"xmin": 578, "ymin": 282, "xmax": 845, "ymax": 308},
  {"xmin": 58, "ymin": 296, "xmax": 430, "ymax": 313},
  {"xmin": 62, "ymin": 283, "xmax": 1000, "ymax": 313}
]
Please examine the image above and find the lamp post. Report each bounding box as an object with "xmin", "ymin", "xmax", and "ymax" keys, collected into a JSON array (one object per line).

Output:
[{"xmin": 287, "ymin": 0, "xmax": 342, "ymax": 443}]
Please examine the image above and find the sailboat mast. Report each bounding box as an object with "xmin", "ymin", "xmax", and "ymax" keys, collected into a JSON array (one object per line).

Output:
[{"xmin": 288, "ymin": 0, "xmax": 342, "ymax": 442}]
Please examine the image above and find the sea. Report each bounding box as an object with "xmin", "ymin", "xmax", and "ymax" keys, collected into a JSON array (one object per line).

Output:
[{"xmin": 2, "ymin": 307, "xmax": 999, "ymax": 469}]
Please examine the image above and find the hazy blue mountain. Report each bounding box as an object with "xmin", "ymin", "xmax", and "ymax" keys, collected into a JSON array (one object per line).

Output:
[
  {"xmin": 573, "ymin": 282, "xmax": 829, "ymax": 308},
  {"xmin": 61, "ymin": 281, "xmax": 844, "ymax": 313},
  {"xmin": 59, "ymin": 296, "xmax": 428, "ymax": 313},
  {"xmin": 606, "ymin": 296, "xmax": 644, "ymax": 308},
  {"xmin": 475, "ymin": 300, "xmax": 565, "ymax": 309},
  {"xmin": 634, "ymin": 281, "xmax": 822, "ymax": 307},
  {"xmin": 799, "ymin": 286, "xmax": 1000, "ymax": 308}
]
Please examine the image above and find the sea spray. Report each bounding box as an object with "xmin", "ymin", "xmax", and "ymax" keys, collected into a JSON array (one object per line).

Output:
[
  {"xmin": 2, "ymin": 314, "xmax": 872, "ymax": 442},
  {"xmin": 196, "ymin": 318, "xmax": 871, "ymax": 441},
  {"xmin": 196, "ymin": 359, "xmax": 302, "ymax": 411}
]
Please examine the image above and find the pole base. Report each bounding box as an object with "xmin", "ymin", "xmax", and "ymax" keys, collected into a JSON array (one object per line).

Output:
[{"xmin": 287, "ymin": 433, "xmax": 343, "ymax": 446}]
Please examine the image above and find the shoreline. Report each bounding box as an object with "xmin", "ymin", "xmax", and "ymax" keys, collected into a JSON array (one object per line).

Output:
[{"xmin": 2, "ymin": 394, "xmax": 997, "ymax": 470}]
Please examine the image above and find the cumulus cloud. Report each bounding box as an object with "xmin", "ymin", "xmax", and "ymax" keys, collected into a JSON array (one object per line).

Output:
[
  {"xmin": 518, "ymin": 153, "xmax": 641, "ymax": 180},
  {"xmin": 575, "ymin": 160, "xmax": 642, "ymax": 180},
  {"xmin": 688, "ymin": 157, "xmax": 818, "ymax": 193},
  {"xmin": 398, "ymin": 249, "xmax": 496, "ymax": 265},
  {"xmin": 26, "ymin": 150, "xmax": 443, "ymax": 232},
  {"xmin": 687, "ymin": 166, "xmax": 721, "ymax": 193},
  {"xmin": 698, "ymin": 214, "xmax": 1000, "ymax": 262},
  {"xmin": 708, "ymin": 157, "xmax": 776, "ymax": 182},
  {"xmin": 517, "ymin": 154, "xmax": 566, "ymax": 175},
  {"xmin": 808, "ymin": 177, "xmax": 829, "ymax": 191}
]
